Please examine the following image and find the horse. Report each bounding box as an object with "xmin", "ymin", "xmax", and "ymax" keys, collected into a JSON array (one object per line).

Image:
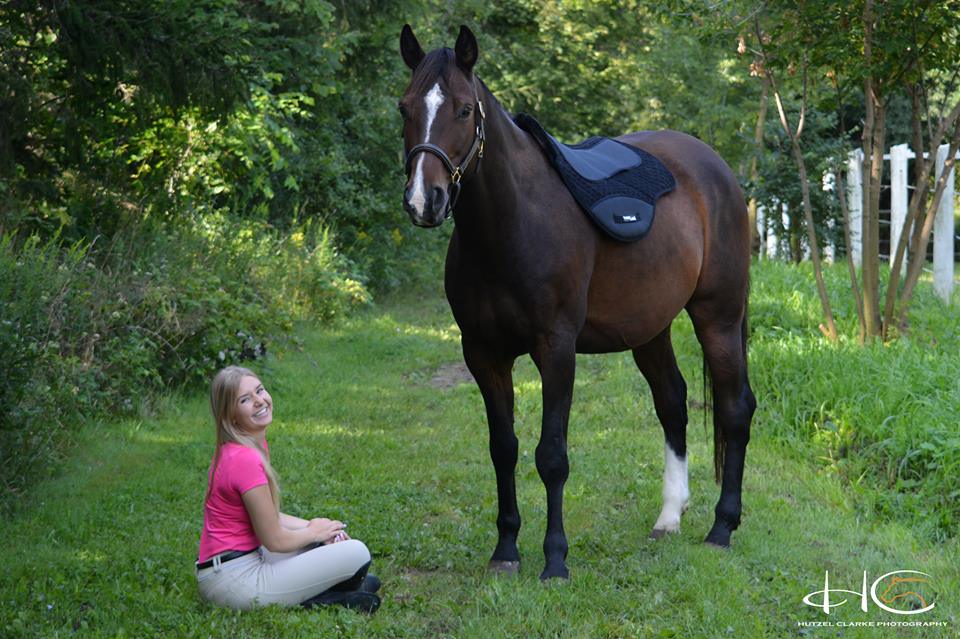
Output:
[{"xmin": 397, "ymin": 24, "xmax": 756, "ymax": 580}]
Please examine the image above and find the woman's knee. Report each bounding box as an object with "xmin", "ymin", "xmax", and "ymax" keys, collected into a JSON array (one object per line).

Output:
[{"xmin": 340, "ymin": 539, "xmax": 371, "ymax": 567}]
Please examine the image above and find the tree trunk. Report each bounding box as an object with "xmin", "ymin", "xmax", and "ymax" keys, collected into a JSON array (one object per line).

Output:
[
  {"xmin": 836, "ymin": 167, "xmax": 866, "ymax": 342},
  {"xmin": 896, "ymin": 124, "xmax": 960, "ymax": 327},
  {"xmin": 754, "ymin": 13, "xmax": 838, "ymax": 341},
  {"xmin": 790, "ymin": 137, "xmax": 838, "ymax": 340},
  {"xmin": 882, "ymin": 97, "xmax": 960, "ymax": 338},
  {"xmin": 860, "ymin": 0, "xmax": 883, "ymax": 340},
  {"xmin": 863, "ymin": 98, "xmax": 885, "ymax": 339},
  {"xmin": 747, "ymin": 79, "xmax": 769, "ymax": 255}
]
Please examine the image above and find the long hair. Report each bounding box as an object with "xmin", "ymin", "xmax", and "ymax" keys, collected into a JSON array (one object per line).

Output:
[{"xmin": 205, "ymin": 366, "xmax": 281, "ymax": 509}]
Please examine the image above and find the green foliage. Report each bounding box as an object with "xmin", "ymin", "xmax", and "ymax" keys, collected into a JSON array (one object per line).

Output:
[
  {"xmin": 472, "ymin": 1, "xmax": 758, "ymax": 167},
  {"xmin": 0, "ymin": 222, "xmax": 368, "ymax": 501},
  {"xmin": 751, "ymin": 108, "xmax": 847, "ymax": 261}
]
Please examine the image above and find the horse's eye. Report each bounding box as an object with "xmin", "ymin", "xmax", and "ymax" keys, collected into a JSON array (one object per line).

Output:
[
  {"xmin": 398, "ymin": 104, "xmax": 410, "ymax": 121},
  {"xmin": 457, "ymin": 105, "xmax": 473, "ymax": 120}
]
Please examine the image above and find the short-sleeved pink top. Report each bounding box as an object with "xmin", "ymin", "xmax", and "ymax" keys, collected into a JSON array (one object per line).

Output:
[{"xmin": 198, "ymin": 440, "xmax": 270, "ymax": 562}]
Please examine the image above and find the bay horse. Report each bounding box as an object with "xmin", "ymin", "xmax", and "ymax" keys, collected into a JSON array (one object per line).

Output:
[{"xmin": 398, "ymin": 24, "xmax": 756, "ymax": 580}]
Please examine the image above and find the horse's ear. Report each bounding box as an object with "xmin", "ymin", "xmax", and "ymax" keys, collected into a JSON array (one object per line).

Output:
[
  {"xmin": 455, "ymin": 25, "xmax": 478, "ymax": 74},
  {"xmin": 400, "ymin": 24, "xmax": 425, "ymax": 71}
]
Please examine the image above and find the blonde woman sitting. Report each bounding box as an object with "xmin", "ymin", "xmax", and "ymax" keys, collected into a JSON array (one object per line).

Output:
[{"xmin": 196, "ymin": 366, "xmax": 380, "ymax": 612}]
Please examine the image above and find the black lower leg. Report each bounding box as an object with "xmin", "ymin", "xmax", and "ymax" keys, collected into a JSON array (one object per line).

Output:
[{"xmin": 326, "ymin": 560, "xmax": 371, "ymax": 592}]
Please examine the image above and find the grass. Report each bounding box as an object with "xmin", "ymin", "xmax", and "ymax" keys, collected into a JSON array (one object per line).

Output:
[{"xmin": 2, "ymin": 260, "xmax": 958, "ymax": 638}]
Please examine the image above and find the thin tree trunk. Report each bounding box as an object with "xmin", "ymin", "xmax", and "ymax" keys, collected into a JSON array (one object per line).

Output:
[
  {"xmin": 766, "ymin": 69, "xmax": 837, "ymax": 338},
  {"xmin": 747, "ymin": 79, "xmax": 769, "ymax": 255},
  {"xmin": 860, "ymin": 0, "xmax": 883, "ymax": 340},
  {"xmin": 896, "ymin": 122, "xmax": 960, "ymax": 327},
  {"xmin": 863, "ymin": 97, "xmax": 885, "ymax": 339},
  {"xmin": 835, "ymin": 167, "xmax": 866, "ymax": 342},
  {"xmin": 790, "ymin": 137, "xmax": 838, "ymax": 340},
  {"xmin": 753, "ymin": 16, "xmax": 838, "ymax": 341},
  {"xmin": 830, "ymin": 74, "xmax": 865, "ymax": 341},
  {"xmin": 910, "ymin": 83, "xmax": 926, "ymax": 187},
  {"xmin": 881, "ymin": 97, "xmax": 960, "ymax": 337}
]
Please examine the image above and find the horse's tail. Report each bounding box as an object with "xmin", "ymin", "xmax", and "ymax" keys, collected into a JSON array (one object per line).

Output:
[
  {"xmin": 703, "ymin": 353, "xmax": 721, "ymax": 484},
  {"xmin": 708, "ymin": 281, "xmax": 751, "ymax": 484}
]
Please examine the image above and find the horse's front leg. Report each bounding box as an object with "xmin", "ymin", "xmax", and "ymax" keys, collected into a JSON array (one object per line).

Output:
[
  {"xmin": 530, "ymin": 332, "xmax": 577, "ymax": 580},
  {"xmin": 462, "ymin": 339, "xmax": 521, "ymax": 574}
]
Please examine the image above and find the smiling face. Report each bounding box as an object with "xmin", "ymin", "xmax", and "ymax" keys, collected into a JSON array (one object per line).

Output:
[{"xmin": 232, "ymin": 375, "xmax": 273, "ymax": 437}]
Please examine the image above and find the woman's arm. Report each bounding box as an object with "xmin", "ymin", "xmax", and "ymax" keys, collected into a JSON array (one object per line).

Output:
[
  {"xmin": 242, "ymin": 485, "xmax": 344, "ymax": 552},
  {"xmin": 280, "ymin": 512, "xmax": 309, "ymax": 530}
]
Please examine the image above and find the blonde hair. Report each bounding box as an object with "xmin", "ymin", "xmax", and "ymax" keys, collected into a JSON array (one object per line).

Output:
[{"xmin": 206, "ymin": 365, "xmax": 281, "ymax": 509}]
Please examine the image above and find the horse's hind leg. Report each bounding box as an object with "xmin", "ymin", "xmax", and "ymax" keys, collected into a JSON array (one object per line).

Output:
[
  {"xmin": 688, "ymin": 303, "xmax": 756, "ymax": 547},
  {"xmin": 462, "ymin": 339, "xmax": 521, "ymax": 573},
  {"xmin": 632, "ymin": 327, "xmax": 690, "ymax": 539}
]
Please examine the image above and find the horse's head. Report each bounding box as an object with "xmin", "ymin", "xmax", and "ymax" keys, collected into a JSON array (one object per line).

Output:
[{"xmin": 399, "ymin": 24, "xmax": 484, "ymax": 228}]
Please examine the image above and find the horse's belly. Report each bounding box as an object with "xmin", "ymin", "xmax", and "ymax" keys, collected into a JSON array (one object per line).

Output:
[
  {"xmin": 577, "ymin": 314, "xmax": 671, "ymax": 353},
  {"xmin": 579, "ymin": 260, "xmax": 698, "ymax": 352}
]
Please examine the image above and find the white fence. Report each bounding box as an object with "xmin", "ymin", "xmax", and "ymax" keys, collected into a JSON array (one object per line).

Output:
[{"xmin": 757, "ymin": 144, "xmax": 957, "ymax": 304}]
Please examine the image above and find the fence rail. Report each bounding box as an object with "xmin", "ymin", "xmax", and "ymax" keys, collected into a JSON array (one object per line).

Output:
[{"xmin": 757, "ymin": 144, "xmax": 957, "ymax": 304}]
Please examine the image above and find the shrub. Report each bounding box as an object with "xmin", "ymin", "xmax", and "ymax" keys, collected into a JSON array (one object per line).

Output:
[{"xmin": 0, "ymin": 218, "xmax": 369, "ymax": 504}]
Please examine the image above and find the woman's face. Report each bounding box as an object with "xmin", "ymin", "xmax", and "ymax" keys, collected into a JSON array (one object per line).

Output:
[{"xmin": 233, "ymin": 375, "xmax": 273, "ymax": 436}]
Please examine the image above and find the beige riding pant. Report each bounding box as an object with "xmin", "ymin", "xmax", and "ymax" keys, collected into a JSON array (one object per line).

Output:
[{"xmin": 196, "ymin": 539, "xmax": 371, "ymax": 610}]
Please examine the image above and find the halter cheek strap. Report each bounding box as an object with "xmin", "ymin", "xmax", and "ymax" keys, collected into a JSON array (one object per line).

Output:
[{"xmin": 404, "ymin": 100, "xmax": 486, "ymax": 219}]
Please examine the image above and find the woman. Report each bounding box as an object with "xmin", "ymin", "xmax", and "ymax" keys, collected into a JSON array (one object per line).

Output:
[{"xmin": 196, "ymin": 365, "xmax": 380, "ymax": 612}]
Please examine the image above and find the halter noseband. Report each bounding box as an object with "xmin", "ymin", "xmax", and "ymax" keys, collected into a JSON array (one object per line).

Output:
[{"xmin": 404, "ymin": 100, "xmax": 486, "ymax": 220}]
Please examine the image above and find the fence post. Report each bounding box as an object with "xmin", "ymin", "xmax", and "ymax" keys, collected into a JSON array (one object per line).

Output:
[
  {"xmin": 847, "ymin": 149, "xmax": 863, "ymax": 267},
  {"xmin": 934, "ymin": 144, "xmax": 955, "ymax": 303},
  {"xmin": 759, "ymin": 202, "xmax": 779, "ymax": 259},
  {"xmin": 782, "ymin": 202, "xmax": 790, "ymax": 260},
  {"xmin": 756, "ymin": 204, "xmax": 766, "ymax": 260},
  {"xmin": 889, "ymin": 144, "xmax": 910, "ymax": 275},
  {"xmin": 822, "ymin": 172, "xmax": 836, "ymax": 262},
  {"xmin": 766, "ymin": 203, "xmax": 778, "ymax": 258}
]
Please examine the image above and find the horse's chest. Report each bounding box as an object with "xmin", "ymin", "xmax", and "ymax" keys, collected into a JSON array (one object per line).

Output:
[{"xmin": 448, "ymin": 280, "xmax": 534, "ymax": 343}]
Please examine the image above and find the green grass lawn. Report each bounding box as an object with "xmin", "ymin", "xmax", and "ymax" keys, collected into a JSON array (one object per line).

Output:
[{"xmin": 3, "ymin": 262, "xmax": 958, "ymax": 638}]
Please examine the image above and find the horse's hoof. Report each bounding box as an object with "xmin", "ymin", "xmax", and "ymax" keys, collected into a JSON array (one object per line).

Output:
[
  {"xmin": 488, "ymin": 560, "xmax": 520, "ymax": 575},
  {"xmin": 539, "ymin": 564, "xmax": 570, "ymax": 581},
  {"xmin": 704, "ymin": 527, "xmax": 732, "ymax": 548},
  {"xmin": 649, "ymin": 527, "xmax": 679, "ymax": 540}
]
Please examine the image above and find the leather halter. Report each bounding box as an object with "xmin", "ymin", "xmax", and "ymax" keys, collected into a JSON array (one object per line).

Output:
[{"xmin": 404, "ymin": 100, "xmax": 486, "ymax": 220}]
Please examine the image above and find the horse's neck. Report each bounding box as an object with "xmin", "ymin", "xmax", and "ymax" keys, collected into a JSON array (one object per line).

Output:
[{"xmin": 454, "ymin": 97, "xmax": 545, "ymax": 243}]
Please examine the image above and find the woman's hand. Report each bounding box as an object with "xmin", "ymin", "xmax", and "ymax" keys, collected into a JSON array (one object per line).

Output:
[{"xmin": 307, "ymin": 517, "xmax": 346, "ymax": 544}]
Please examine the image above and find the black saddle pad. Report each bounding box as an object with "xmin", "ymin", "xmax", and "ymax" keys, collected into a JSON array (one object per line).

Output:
[{"xmin": 514, "ymin": 113, "xmax": 676, "ymax": 242}]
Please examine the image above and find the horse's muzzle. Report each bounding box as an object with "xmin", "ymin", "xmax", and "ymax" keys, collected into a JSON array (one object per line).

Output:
[{"xmin": 403, "ymin": 185, "xmax": 449, "ymax": 228}]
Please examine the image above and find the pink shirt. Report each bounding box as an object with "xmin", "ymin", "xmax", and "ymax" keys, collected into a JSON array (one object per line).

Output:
[{"xmin": 198, "ymin": 440, "xmax": 270, "ymax": 562}]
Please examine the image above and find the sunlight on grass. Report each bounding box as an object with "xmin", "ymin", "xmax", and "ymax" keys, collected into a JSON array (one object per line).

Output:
[
  {"xmin": 283, "ymin": 420, "xmax": 373, "ymax": 438},
  {"xmin": 2, "ymin": 260, "xmax": 958, "ymax": 638}
]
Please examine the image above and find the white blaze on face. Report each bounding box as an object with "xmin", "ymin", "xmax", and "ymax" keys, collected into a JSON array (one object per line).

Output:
[
  {"xmin": 652, "ymin": 444, "xmax": 690, "ymax": 533},
  {"xmin": 408, "ymin": 82, "xmax": 446, "ymax": 215}
]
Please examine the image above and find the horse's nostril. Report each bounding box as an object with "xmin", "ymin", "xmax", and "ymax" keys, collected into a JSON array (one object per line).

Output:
[{"xmin": 430, "ymin": 186, "xmax": 445, "ymax": 209}]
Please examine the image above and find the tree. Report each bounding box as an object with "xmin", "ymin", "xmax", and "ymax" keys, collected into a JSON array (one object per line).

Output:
[
  {"xmin": 750, "ymin": 12, "xmax": 838, "ymax": 341},
  {"xmin": 738, "ymin": 0, "xmax": 960, "ymax": 342}
]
